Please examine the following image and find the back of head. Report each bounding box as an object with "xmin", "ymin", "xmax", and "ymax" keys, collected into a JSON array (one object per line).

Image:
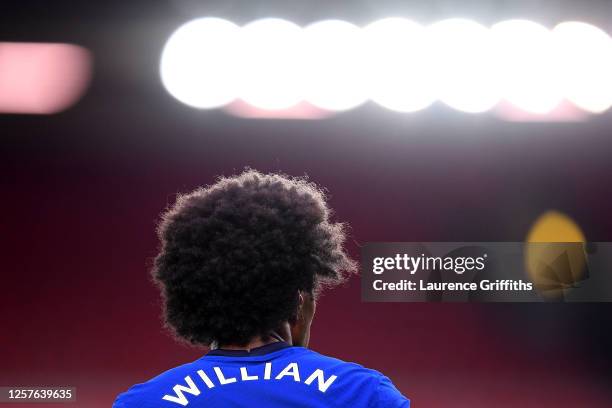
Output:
[{"xmin": 152, "ymin": 170, "xmax": 356, "ymax": 347}]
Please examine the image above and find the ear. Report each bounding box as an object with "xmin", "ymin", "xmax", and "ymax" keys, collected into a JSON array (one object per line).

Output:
[
  {"xmin": 288, "ymin": 292, "xmax": 304, "ymax": 324},
  {"xmin": 297, "ymin": 290, "xmax": 316, "ymax": 321},
  {"xmin": 290, "ymin": 291, "xmax": 315, "ymax": 347},
  {"xmin": 297, "ymin": 291, "xmax": 305, "ymax": 314}
]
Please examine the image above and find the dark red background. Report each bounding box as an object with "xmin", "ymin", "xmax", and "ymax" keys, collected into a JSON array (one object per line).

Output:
[{"xmin": 2, "ymin": 1, "xmax": 612, "ymax": 407}]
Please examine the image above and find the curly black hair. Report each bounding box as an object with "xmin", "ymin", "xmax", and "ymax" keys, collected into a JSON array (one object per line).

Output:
[{"xmin": 152, "ymin": 170, "xmax": 356, "ymax": 347}]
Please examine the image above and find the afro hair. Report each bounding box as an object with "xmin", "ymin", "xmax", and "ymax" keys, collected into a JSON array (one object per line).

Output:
[{"xmin": 152, "ymin": 170, "xmax": 356, "ymax": 347}]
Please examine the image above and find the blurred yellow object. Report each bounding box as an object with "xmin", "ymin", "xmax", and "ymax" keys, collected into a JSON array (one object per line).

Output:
[
  {"xmin": 526, "ymin": 210, "xmax": 585, "ymax": 243},
  {"xmin": 525, "ymin": 210, "xmax": 587, "ymax": 300}
]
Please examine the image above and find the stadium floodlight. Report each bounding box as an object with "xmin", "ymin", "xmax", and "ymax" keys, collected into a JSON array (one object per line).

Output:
[
  {"xmin": 237, "ymin": 18, "xmax": 305, "ymax": 110},
  {"xmin": 491, "ymin": 20, "xmax": 562, "ymax": 114},
  {"xmin": 427, "ymin": 18, "xmax": 500, "ymax": 113},
  {"xmin": 159, "ymin": 16, "xmax": 612, "ymax": 118},
  {"xmin": 363, "ymin": 18, "xmax": 435, "ymax": 112},
  {"xmin": 553, "ymin": 21, "xmax": 612, "ymax": 113},
  {"xmin": 160, "ymin": 17, "xmax": 240, "ymax": 109},
  {"xmin": 301, "ymin": 20, "xmax": 368, "ymax": 111}
]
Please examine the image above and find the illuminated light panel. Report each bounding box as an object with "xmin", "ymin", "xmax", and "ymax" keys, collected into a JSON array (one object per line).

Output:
[
  {"xmin": 363, "ymin": 18, "xmax": 434, "ymax": 112},
  {"xmin": 159, "ymin": 17, "xmax": 612, "ymax": 117},
  {"xmin": 553, "ymin": 21, "xmax": 612, "ymax": 113},
  {"xmin": 237, "ymin": 18, "xmax": 305, "ymax": 110},
  {"xmin": 302, "ymin": 20, "xmax": 368, "ymax": 111},
  {"xmin": 491, "ymin": 20, "xmax": 562, "ymax": 114},
  {"xmin": 427, "ymin": 19, "xmax": 500, "ymax": 113},
  {"xmin": 0, "ymin": 42, "xmax": 91, "ymax": 114},
  {"xmin": 160, "ymin": 17, "xmax": 240, "ymax": 109}
]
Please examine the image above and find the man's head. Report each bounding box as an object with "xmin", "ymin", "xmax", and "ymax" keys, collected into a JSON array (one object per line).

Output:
[{"xmin": 152, "ymin": 170, "xmax": 356, "ymax": 348}]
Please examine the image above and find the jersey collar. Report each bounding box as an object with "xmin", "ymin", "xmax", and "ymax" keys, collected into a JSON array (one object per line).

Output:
[{"xmin": 207, "ymin": 341, "xmax": 291, "ymax": 357}]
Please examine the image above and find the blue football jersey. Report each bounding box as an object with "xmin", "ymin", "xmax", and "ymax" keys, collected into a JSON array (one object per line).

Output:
[{"xmin": 113, "ymin": 342, "xmax": 410, "ymax": 407}]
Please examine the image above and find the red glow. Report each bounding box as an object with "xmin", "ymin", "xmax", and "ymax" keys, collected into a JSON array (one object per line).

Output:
[
  {"xmin": 224, "ymin": 99, "xmax": 335, "ymax": 119},
  {"xmin": 495, "ymin": 99, "xmax": 590, "ymax": 122},
  {"xmin": 0, "ymin": 42, "xmax": 91, "ymax": 114}
]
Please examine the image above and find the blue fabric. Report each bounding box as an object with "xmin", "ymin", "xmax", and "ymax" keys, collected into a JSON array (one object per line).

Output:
[{"xmin": 113, "ymin": 343, "xmax": 410, "ymax": 407}]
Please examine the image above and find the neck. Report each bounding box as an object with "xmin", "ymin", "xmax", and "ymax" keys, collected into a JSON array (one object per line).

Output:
[{"xmin": 211, "ymin": 324, "xmax": 292, "ymax": 351}]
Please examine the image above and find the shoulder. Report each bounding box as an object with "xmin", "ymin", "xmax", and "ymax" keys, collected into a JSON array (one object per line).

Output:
[
  {"xmin": 112, "ymin": 360, "xmax": 200, "ymax": 408},
  {"xmin": 297, "ymin": 348, "xmax": 410, "ymax": 407},
  {"xmin": 297, "ymin": 347, "xmax": 385, "ymax": 378}
]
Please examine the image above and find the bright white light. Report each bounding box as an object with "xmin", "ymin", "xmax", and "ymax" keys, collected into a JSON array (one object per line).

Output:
[
  {"xmin": 237, "ymin": 19, "xmax": 304, "ymax": 110},
  {"xmin": 427, "ymin": 19, "xmax": 500, "ymax": 113},
  {"xmin": 159, "ymin": 16, "xmax": 612, "ymax": 118},
  {"xmin": 491, "ymin": 20, "xmax": 562, "ymax": 114},
  {"xmin": 363, "ymin": 18, "xmax": 435, "ymax": 112},
  {"xmin": 554, "ymin": 21, "xmax": 612, "ymax": 113},
  {"xmin": 160, "ymin": 17, "xmax": 240, "ymax": 109},
  {"xmin": 302, "ymin": 20, "xmax": 367, "ymax": 111}
]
